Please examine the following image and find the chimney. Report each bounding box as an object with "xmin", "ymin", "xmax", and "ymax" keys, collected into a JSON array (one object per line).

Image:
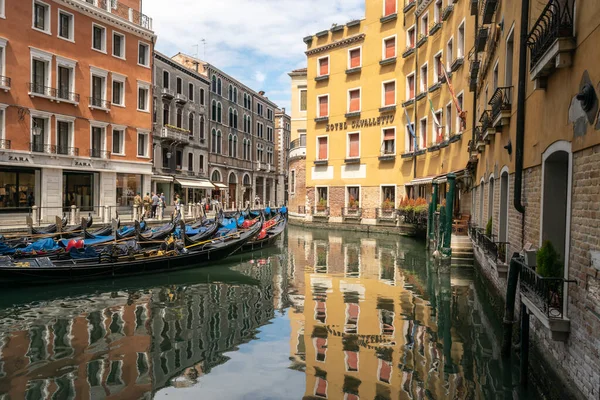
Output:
[{"xmin": 259, "ymin": 91, "xmax": 265, "ymax": 96}]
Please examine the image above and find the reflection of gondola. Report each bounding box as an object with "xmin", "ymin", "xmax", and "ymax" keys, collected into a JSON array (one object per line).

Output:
[
  {"xmin": 237, "ymin": 213, "xmax": 287, "ymax": 253},
  {"xmin": 0, "ymin": 216, "xmax": 262, "ymax": 286}
]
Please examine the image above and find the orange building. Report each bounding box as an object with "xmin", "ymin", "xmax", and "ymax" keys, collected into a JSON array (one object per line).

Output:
[{"xmin": 0, "ymin": 0, "xmax": 155, "ymax": 219}]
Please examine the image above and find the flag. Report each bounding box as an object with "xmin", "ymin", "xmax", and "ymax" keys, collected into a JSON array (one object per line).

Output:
[
  {"xmin": 404, "ymin": 107, "xmax": 417, "ymax": 151},
  {"xmin": 440, "ymin": 58, "xmax": 467, "ymax": 129},
  {"xmin": 429, "ymin": 99, "xmax": 440, "ymax": 127}
]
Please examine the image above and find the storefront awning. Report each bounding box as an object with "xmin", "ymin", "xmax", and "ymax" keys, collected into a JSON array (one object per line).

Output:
[
  {"xmin": 433, "ymin": 169, "xmax": 467, "ymax": 183},
  {"xmin": 152, "ymin": 175, "xmax": 174, "ymax": 183},
  {"xmin": 213, "ymin": 183, "xmax": 228, "ymax": 189},
  {"xmin": 175, "ymin": 178, "xmax": 215, "ymax": 189},
  {"xmin": 409, "ymin": 176, "xmax": 435, "ymax": 185}
]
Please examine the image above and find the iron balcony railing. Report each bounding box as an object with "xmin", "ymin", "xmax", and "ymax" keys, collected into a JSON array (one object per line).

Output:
[
  {"xmin": 0, "ymin": 76, "xmax": 10, "ymax": 88},
  {"xmin": 342, "ymin": 207, "xmax": 362, "ymax": 219},
  {"xmin": 57, "ymin": 89, "xmax": 80, "ymax": 103},
  {"xmin": 0, "ymin": 139, "xmax": 10, "ymax": 149},
  {"xmin": 28, "ymin": 82, "xmax": 56, "ymax": 97},
  {"xmin": 29, "ymin": 142, "xmax": 55, "ymax": 153},
  {"xmin": 489, "ymin": 86, "xmax": 512, "ymax": 121},
  {"xmin": 89, "ymin": 148, "xmax": 111, "ymax": 158},
  {"xmin": 377, "ymin": 207, "xmax": 397, "ymax": 220},
  {"xmin": 441, "ymin": 4, "xmax": 454, "ymax": 21},
  {"xmin": 517, "ymin": 256, "xmax": 573, "ymax": 320},
  {"xmin": 56, "ymin": 146, "xmax": 80, "ymax": 156},
  {"xmin": 527, "ymin": 0, "xmax": 575, "ymax": 68},
  {"xmin": 87, "ymin": 0, "xmax": 152, "ymax": 30},
  {"xmin": 312, "ymin": 206, "xmax": 330, "ymax": 217},
  {"xmin": 398, "ymin": 209, "xmax": 428, "ymax": 226},
  {"xmin": 89, "ymin": 97, "xmax": 111, "ymax": 109},
  {"xmin": 290, "ymin": 136, "xmax": 306, "ymax": 150},
  {"xmin": 481, "ymin": 233, "xmax": 509, "ymax": 264},
  {"xmin": 480, "ymin": 109, "xmax": 492, "ymax": 132},
  {"xmin": 481, "ymin": 0, "xmax": 499, "ymax": 24}
]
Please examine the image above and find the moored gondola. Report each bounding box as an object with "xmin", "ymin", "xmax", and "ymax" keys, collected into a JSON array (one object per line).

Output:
[
  {"xmin": 178, "ymin": 219, "xmax": 220, "ymax": 247},
  {"xmin": 237, "ymin": 213, "xmax": 287, "ymax": 253}
]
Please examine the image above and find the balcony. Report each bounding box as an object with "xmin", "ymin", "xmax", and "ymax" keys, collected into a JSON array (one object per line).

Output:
[
  {"xmin": 481, "ymin": 0, "xmax": 498, "ymax": 24},
  {"xmin": 0, "ymin": 139, "xmax": 10, "ymax": 150},
  {"xmin": 342, "ymin": 207, "xmax": 362, "ymax": 221},
  {"xmin": 429, "ymin": 21, "xmax": 442, "ymax": 35},
  {"xmin": 56, "ymin": 89, "xmax": 80, "ymax": 104},
  {"xmin": 441, "ymin": 5, "xmax": 454, "ymax": 21},
  {"xmin": 88, "ymin": 97, "xmax": 111, "ymax": 112},
  {"xmin": 516, "ymin": 256, "xmax": 573, "ymax": 342},
  {"xmin": 479, "ymin": 110, "xmax": 495, "ymax": 139},
  {"xmin": 174, "ymin": 93, "xmax": 188, "ymax": 104},
  {"xmin": 379, "ymin": 57, "xmax": 397, "ymax": 66},
  {"xmin": 312, "ymin": 206, "xmax": 330, "ymax": 218},
  {"xmin": 475, "ymin": 27, "xmax": 489, "ymax": 52},
  {"xmin": 81, "ymin": 0, "xmax": 152, "ymax": 30},
  {"xmin": 89, "ymin": 149, "xmax": 111, "ymax": 159},
  {"xmin": 403, "ymin": 0, "xmax": 416, "ymax": 13},
  {"xmin": 256, "ymin": 162, "xmax": 270, "ymax": 172},
  {"xmin": 451, "ymin": 56, "xmax": 464, "ymax": 72},
  {"xmin": 0, "ymin": 76, "xmax": 10, "ymax": 92},
  {"xmin": 402, "ymin": 46, "xmax": 415, "ymax": 58},
  {"xmin": 416, "ymin": 34, "xmax": 428, "ymax": 48},
  {"xmin": 428, "ymin": 82, "xmax": 441, "ymax": 93},
  {"xmin": 161, "ymin": 125, "xmax": 190, "ymax": 143},
  {"xmin": 161, "ymin": 87, "xmax": 174, "ymax": 99},
  {"xmin": 489, "ymin": 86, "xmax": 512, "ymax": 127},
  {"xmin": 377, "ymin": 208, "xmax": 397, "ymax": 222},
  {"xmin": 470, "ymin": 0, "xmax": 478, "ymax": 16},
  {"xmin": 527, "ymin": 0, "xmax": 575, "ymax": 86},
  {"xmin": 416, "ymin": 0, "xmax": 433, "ymax": 15},
  {"xmin": 28, "ymin": 82, "xmax": 56, "ymax": 99},
  {"xmin": 475, "ymin": 127, "xmax": 486, "ymax": 152},
  {"xmin": 29, "ymin": 143, "xmax": 55, "ymax": 154},
  {"xmin": 56, "ymin": 146, "xmax": 80, "ymax": 156}
]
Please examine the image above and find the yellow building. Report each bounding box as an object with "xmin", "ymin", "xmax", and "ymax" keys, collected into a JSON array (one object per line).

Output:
[
  {"xmin": 303, "ymin": 0, "xmax": 475, "ymax": 224},
  {"xmin": 288, "ymin": 69, "xmax": 308, "ymax": 216}
]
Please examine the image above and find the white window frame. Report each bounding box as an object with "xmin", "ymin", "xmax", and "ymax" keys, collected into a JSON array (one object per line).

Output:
[
  {"xmin": 346, "ymin": 131, "xmax": 360, "ymax": 159},
  {"xmin": 55, "ymin": 55, "xmax": 77, "ymax": 104},
  {"xmin": 347, "ymin": 45, "xmax": 362, "ymax": 69},
  {"xmin": 299, "ymin": 88, "xmax": 307, "ymax": 112},
  {"xmin": 257, "ymin": 121, "xmax": 264, "ymax": 138},
  {"xmin": 137, "ymin": 129, "xmax": 150, "ymax": 158},
  {"xmin": 446, "ymin": 37, "xmax": 454, "ymax": 70},
  {"xmin": 317, "ymin": 94, "xmax": 329, "ymax": 117},
  {"xmin": 434, "ymin": 0, "xmax": 442, "ymax": 22},
  {"xmin": 111, "ymin": 125, "xmax": 126, "ymax": 156},
  {"xmin": 0, "ymin": 0, "xmax": 5, "ymax": 19},
  {"xmin": 493, "ymin": 59, "xmax": 499, "ymax": 91},
  {"xmin": 89, "ymin": 66, "xmax": 109, "ymax": 110},
  {"xmin": 405, "ymin": 72, "xmax": 415, "ymax": 100},
  {"xmin": 347, "ymin": 87, "xmax": 361, "ymax": 113},
  {"xmin": 91, "ymin": 23, "xmax": 107, "ymax": 53},
  {"xmin": 445, "ymin": 101, "xmax": 453, "ymax": 137},
  {"xmin": 32, "ymin": 0, "xmax": 51, "ymax": 35},
  {"xmin": 382, "ymin": 35, "xmax": 396, "ymax": 60},
  {"xmin": 420, "ymin": 12, "xmax": 429, "ymax": 36},
  {"xmin": 57, "ymin": 8, "xmax": 74, "ymax": 42},
  {"xmin": 0, "ymin": 104, "xmax": 7, "ymax": 142},
  {"xmin": 137, "ymin": 41, "xmax": 150, "ymax": 68},
  {"xmin": 112, "ymin": 31, "xmax": 126, "ymax": 60},
  {"xmin": 89, "ymin": 121, "xmax": 108, "ymax": 157},
  {"xmin": 30, "ymin": 47, "xmax": 53, "ymax": 98},
  {"xmin": 0, "ymin": 38, "xmax": 6, "ymax": 88},
  {"xmin": 316, "ymin": 135, "xmax": 329, "ymax": 161},
  {"xmin": 137, "ymin": 80, "xmax": 150, "ymax": 112},
  {"xmin": 30, "ymin": 110, "xmax": 52, "ymax": 153},
  {"xmin": 456, "ymin": 91, "xmax": 464, "ymax": 132},
  {"xmin": 381, "ymin": 79, "xmax": 396, "ymax": 107},
  {"xmin": 111, "ymin": 72, "xmax": 126, "ymax": 107},
  {"xmin": 54, "ymin": 114, "xmax": 75, "ymax": 153},
  {"xmin": 419, "ymin": 116, "xmax": 428, "ymax": 149},
  {"xmin": 419, "ymin": 62, "xmax": 428, "ymax": 93},
  {"xmin": 432, "ymin": 108, "xmax": 443, "ymax": 142},
  {"xmin": 317, "ymin": 55, "xmax": 330, "ymax": 77},
  {"xmin": 382, "ymin": 0, "xmax": 397, "ymax": 16},
  {"xmin": 405, "ymin": 123, "xmax": 415, "ymax": 153},
  {"xmin": 407, "ymin": 25, "xmax": 416, "ymax": 48},
  {"xmin": 457, "ymin": 20, "xmax": 465, "ymax": 58},
  {"xmin": 381, "ymin": 127, "xmax": 396, "ymax": 155},
  {"xmin": 433, "ymin": 50, "xmax": 443, "ymax": 83},
  {"xmin": 188, "ymin": 82, "xmax": 194, "ymax": 102},
  {"xmin": 345, "ymin": 185, "xmax": 361, "ymax": 208},
  {"xmin": 380, "ymin": 185, "xmax": 397, "ymax": 208}
]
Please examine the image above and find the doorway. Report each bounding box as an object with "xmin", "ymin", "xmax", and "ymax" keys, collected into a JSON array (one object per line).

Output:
[
  {"xmin": 499, "ymin": 170, "xmax": 509, "ymax": 242},
  {"xmin": 63, "ymin": 172, "xmax": 95, "ymax": 212},
  {"xmin": 228, "ymin": 172, "xmax": 237, "ymax": 207}
]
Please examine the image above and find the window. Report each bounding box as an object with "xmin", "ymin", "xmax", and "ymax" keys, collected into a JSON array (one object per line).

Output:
[
  {"xmin": 383, "ymin": 81, "xmax": 395, "ymax": 106},
  {"xmin": 493, "ymin": 61, "xmax": 499, "ymax": 91},
  {"xmin": 434, "ymin": 0, "xmax": 442, "ymax": 22},
  {"xmin": 217, "ymin": 102, "xmax": 222, "ymax": 123},
  {"xmin": 90, "ymin": 125, "xmax": 106, "ymax": 158},
  {"xmin": 176, "ymin": 77, "xmax": 182, "ymax": 94},
  {"xmin": 228, "ymin": 107, "xmax": 233, "ymax": 127},
  {"xmin": 228, "ymin": 85, "xmax": 233, "ymax": 101},
  {"xmin": 505, "ymin": 27, "xmax": 514, "ymax": 87},
  {"xmin": 188, "ymin": 83, "xmax": 194, "ymax": 101},
  {"xmin": 137, "ymin": 131, "xmax": 148, "ymax": 157},
  {"xmin": 421, "ymin": 13, "xmax": 429, "ymax": 35},
  {"xmin": 419, "ymin": 117, "xmax": 427, "ymax": 149},
  {"xmin": 199, "ymin": 116, "xmax": 205, "ymax": 139},
  {"xmin": 176, "ymin": 150, "xmax": 182, "ymax": 169},
  {"xmin": 317, "ymin": 136, "xmax": 328, "ymax": 160},
  {"xmin": 420, "ymin": 64, "xmax": 428, "ymax": 92},
  {"xmin": 176, "ymin": 108, "xmax": 183, "ymax": 128},
  {"xmin": 267, "ymin": 109, "xmax": 273, "ymax": 121},
  {"xmin": 257, "ymin": 144, "xmax": 264, "ymax": 162},
  {"xmin": 445, "ymin": 102, "xmax": 452, "ymax": 137},
  {"xmin": 434, "ymin": 110, "xmax": 443, "ymax": 142},
  {"xmin": 188, "ymin": 113, "xmax": 194, "ymax": 135},
  {"xmin": 163, "ymin": 103, "xmax": 170, "ymax": 125},
  {"xmin": 113, "ymin": 32, "xmax": 125, "ymax": 58},
  {"xmin": 31, "ymin": 115, "xmax": 49, "ymax": 152},
  {"xmin": 56, "ymin": 57, "xmax": 76, "ymax": 101},
  {"xmin": 458, "ymin": 22, "xmax": 465, "ymax": 58},
  {"xmin": 110, "ymin": 75, "xmax": 124, "ymax": 106},
  {"xmin": 267, "ymin": 126, "xmax": 273, "ymax": 142},
  {"xmin": 381, "ymin": 186, "xmax": 396, "ymax": 206},
  {"xmin": 446, "ymin": 38, "xmax": 454, "ymax": 70},
  {"xmin": 138, "ymin": 42, "xmax": 149, "ymax": 67},
  {"xmin": 257, "ymin": 102, "xmax": 263, "ymax": 116},
  {"xmin": 407, "ymin": 26, "xmax": 416, "ymax": 48},
  {"xmin": 384, "ymin": 0, "xmax": 396, "ymax": 16},
  {"xmin": 112, "ymin": 128, "xmax": 124, "ymax": 155},
  {"xmin": 188, "ymin": 153, "xmax": 193, "ymax": 171},
  {"xmin": 348, "ymin": 89, "xmax": 361, "ymax": 113},
  {"xmin": 405, "ymin": 123, "xmax": 415, "ymax": 152},
  {"xmin": 137, "ymin": 83, "xmax": 149, "ymax": 112},
  {"xmin": 200, "ymin": 88, "xmax": 205, "ymax": 105},
  {"xmin": 162, "ymin": 70, "xmax": 169, "ymax": 89},
  {"xmin": 92, "ymin": 24, "xmax": 106, "ymax": 52},
  {"xmin": 211, "ymin": 75, "xmax": 216, "ymax": 92},
  {"xmin": 58, "ymin": 10, "xmax": 74, "ymax": 41},
  {"xmin": 456, "ymin": 93, "xmax": 464, "ymax": 132},
  {"xmin": 348, "ymin": 47, "xmax": 361, "ymax": 69},
  {"xmin": 233, "ymin": 87, "xmax": 238, "ymax": 103},
  {"xmin": 434, "ymin": 52, "xmax": 443, "ymax": 83},
  {"xmin": 56, "ymin": 119, "xmax": 73, "ymax": 155},
  {"xmin": 257, "ymin": 122, "xmax": 264, "ymax": 138},
  {"xmin": 211, "ymin": 170, "xmax": 221, "ymax": 182},
  {"xmin": 267, "ymin": 147, "xmax": 273, "ymax": 164},
  {"xmin": 199, "ymin": 154, "xmax": 204, "ymax": 172},
  {"xmin": 217, "ymin": 78, "xmax": 222, "ymax": 95},
  {"xmin": 90, "ymin": 68, "xmax": 109, "ymax": 108},
  {"xmin": 318, "ymin": 56, "xmax": 329, "ymax": 77},
  {"xmin": 0, "ymin": 0, "xmax": 4, "ymax": 19},
  {"xmin": 33, "ymin": 1, "xmax": 50, "ymax": 33},
  {"xmin": 290, "ymin": 170, "xmax": 296, "ymax": 194},
  {"xmin": 317, "ymin": 187, "xmax": 328, "ymax": 205},
  {"xmin": 31, "ymin": 51, "xmax": 51, "ymax": 95},
  {"xmin": 406, "ymin": 73, "xmax": 415, "ymax": 99},
  {"xmin": 299, "ymin": 89, "xmax": 307, "ymax": 111},
  {"xmin": 383, "ymin": 36, "xmax": 396, "ymax": 59},
  {"xmin": 347, "ymin": 132, "xmax": 360, "ymax": 159},
  {"xmin": 382, "ymin": 128, "xmax": 395, "ymax": 155},
  {"xmin": 317, "ymin": 95, "xmax": 329, "ymax": 117}
]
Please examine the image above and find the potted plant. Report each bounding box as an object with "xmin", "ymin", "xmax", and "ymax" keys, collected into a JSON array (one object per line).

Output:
[
  {"xmin": 485, "ymin": 217, "xmax": 492, "ymax": 238},
  {"xmin": 536, "ymin": 240, "xmax": 563, "ymax": 314},
  {"xmin": 348, "ymin": 196, "xmax": 359, "ymax": 211},
  {"xmin": 316, "ymin": 198, "xmax": 327, "ymax": 212},
  {"xmin": 382, "ymin": 198, "xmax": 394, "ymax": 210}
]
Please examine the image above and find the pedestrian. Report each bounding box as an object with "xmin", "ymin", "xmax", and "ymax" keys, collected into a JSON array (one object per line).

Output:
[
  {"xmin": 143, "ymin": 192, "xmax": 151, "ymax": 218},
  {"xmin": 151, "ymin": 192, "xmax": 159, "ymax": 218},
  {"xmin": 174, "ymin": 194, "xmax": 182, "ymax": 217},
  {"xmin": 160, "ymin": 192, "xmax": 166, "ymax": 208},
  {"xmin": 254, "ymin": 195, "xmax": 260, "ymax": 207}
]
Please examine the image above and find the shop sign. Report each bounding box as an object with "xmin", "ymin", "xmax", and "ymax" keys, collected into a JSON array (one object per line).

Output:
[
  {"xmin": 72, "ymin": 160, "xmax": 92, "ymax": 167},
  {"xmin": 325, "ymin": 114, "xmax": 395, "ymax": 132},
  {"xmin": 8, "ymin": 155, "xmax": 31, "ymax": 163}
]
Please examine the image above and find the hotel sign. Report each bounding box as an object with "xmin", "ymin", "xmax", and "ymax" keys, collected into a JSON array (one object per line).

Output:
[{"xmin": 325, "ymin": 114, "xmax": 395, "ymax": 132}]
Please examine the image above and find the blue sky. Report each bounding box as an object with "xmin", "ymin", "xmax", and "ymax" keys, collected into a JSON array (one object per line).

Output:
[{"xmin": 144, "ymin": 0, "xmax": 365, "ymax": 113}]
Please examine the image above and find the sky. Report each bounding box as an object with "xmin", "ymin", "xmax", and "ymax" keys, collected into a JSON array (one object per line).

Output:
[{"xmin": 144, "ymin": 0, "xmax": 366, "ymax": 113}]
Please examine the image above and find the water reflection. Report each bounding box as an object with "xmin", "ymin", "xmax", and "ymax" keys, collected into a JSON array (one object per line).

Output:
[{"xmin": 0, "ymin": 226, "xmax": 535, "ymax": 399}]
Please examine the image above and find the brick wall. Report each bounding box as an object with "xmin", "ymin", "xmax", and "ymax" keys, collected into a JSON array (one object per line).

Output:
[
  {"xmin": 289, "ymin": 157, "xmax": 307, "ymax": 214},
  {"xmin": 522, "ymin": 166, "xmax": 541, "ymax": 248},
  {"xmin": 507, "ymin": 173, "xmax": 523, "ymax": 257}
]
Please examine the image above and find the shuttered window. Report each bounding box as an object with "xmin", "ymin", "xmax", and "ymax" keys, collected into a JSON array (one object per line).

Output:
[
  {"xmin": 348, "ymin": 133, "xmax": 359, "ymax": 158},
  {"xmin": 384, "ymin": 37, "xmax": 396, "ymax": 59},
  {"xmin": 318, "ymin": 57, "xmax": 329, "ymax": 76},
  {"xmin": 383, "ymin": 81, "xmax": 395, "ymax": 106},
  {"xmin": 383, "ymin": 128, "xmax": 395, "ymax": 154},
  {"xmin": 348, "ymin": 89, "xmax": 360, "ymax": 112},
  {"xmin": 408, "ymin": 75, "xmax": 415, "ymax": 99},
  {"xmin": 318, "ymin": 96, "xmax": 328, "ymax": 117},
  {"xmin": 349, "ymin": 48, "xmax": 361, "ymax": 68},
  {"xmin": 318, "ymin": 137, "xmax": 328, "ymax": 160},
  {"xmin": 384, "ymin": 0, "xmax": 396, "ymax": 16}
]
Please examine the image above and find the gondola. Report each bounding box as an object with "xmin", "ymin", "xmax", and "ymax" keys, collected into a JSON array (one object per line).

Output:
[
  {"xmin": 29, "ymin": 216, "xmax": 69, "ymax": 235},
  {"xmin": 134, "ymin": 217, "xmax": 178, "ymax": 244},
  {"xmin": 238, "ymin": 213, "xmax": 287, "ymax": 253},
  {"xmin": 115, "ymin": 220, "xmax": 147, "ymax": 240},
  {"xmin": 0, "ymin": 214, "xmax": 263, "ymax": 286},
  {"xmin": 178, "ymin": 219, "xmax": 220, "ymax": 247}
]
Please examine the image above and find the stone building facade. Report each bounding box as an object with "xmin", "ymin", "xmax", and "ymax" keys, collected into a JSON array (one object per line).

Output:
[
  {"xmin": 151, "ymin": 52, "xmax": 211, "ymax": 205},
  {"xmin": 275, "ymin": 109, "xmax": 290, "ymax": 205},
  {"xmin": 288, "ymin": 68, "xmax": 307, "ymax": 216}
]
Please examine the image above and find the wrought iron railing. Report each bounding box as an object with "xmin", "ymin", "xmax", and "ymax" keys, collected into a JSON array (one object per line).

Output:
[
  {"xmin": 480, "ymin": 234, "xmax": 509, "ymax": 263},
  {"xmin": 29, "ymin": 142, "xmax": 55, "ymax": 153},
  {"xmin": 89, "ymin": 97, "xmax": 111, "ymax": 109},
  {"xmin": 527, "ymin": 0, "xmax": 574, "ymax": 68},
  {"xmin": 377, "ymin": 207, "xmax": 397, "ymax": 220},
  {"xmin": 28, "ymin": 82, "xmax": 56, "ymax": 97},
  {"xmin": 441, "ymin": 4, "xmax": 454, "ymax": 20},
  {"xmin": 312, "ymin": 206, "xmax": 330, "ymax": 217},
  {"xmin": 0, "ymin": 76, "xmax": 10, "ymax": 88},
  {"xmin": 489, "ymin": 86, "xmax": 512, "ymax": 121},
  {"xmin": 0, "ymin": 139, "xmax": 11, "ymax": 149},
  {"xmin": 93, "ymin": 0, "xmax": 153, "ymax": 30},
  {"xmin": 290, "ymin": 136, "xmax": 306, "ymax": 150},
  {"xmin": 342, "ymin": 207, "xmax": 362, "ymax": 219},
  {"xmin": 480, "ymin": 110, "xmax": 492, "ymax": 132},
  {"xmin": 57, "ymin": 89, "xmax": 80, "ymax": 103},
  {"xmin": 517, "ymin": 256, "xmax": 570, "ymax": 319},
  {"xmin": 398, "ymin": 209, "xmax": 428, "ymax": 226},
  {"xmin": 89, "ymin": 149, "xmax": 111, "ymax": 158},
  {"xmin": 56, "ymin": 146, "xmax": 79, "ymax": 156}
]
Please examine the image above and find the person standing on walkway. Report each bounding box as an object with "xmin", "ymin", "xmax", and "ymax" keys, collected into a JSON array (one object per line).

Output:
[
  {"xmin": 143, "ymin": 192, "xmax": 151, "ymax": 218},
  {"xmin": 174, "ymin": 194, "xmax": 182, "ymax": 218},
  {"xmin": 151, "ymin": 192, "xmax": 159, "ymax": 218}
]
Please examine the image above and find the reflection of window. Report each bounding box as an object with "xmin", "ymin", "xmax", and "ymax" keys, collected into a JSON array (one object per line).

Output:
[
  {"xmin": 107, "ymin": 360, "xmax": 124, "ymax": 386},
  {"xmin": 345, "ymin": 351, "xmax": 359, "ymax": 372},
  {"xmin": 380, "ymin": 249, "xmax": 396, "ymax": 281},
  {"xmin": 345, "ymin": 302, "xmax": 359, "ymax": 334},
  {"xmin": 315, "ymin": 301, "xmax": 326, "ymax": 323},
  {"xmin": 378, "ymin": 358, "xmax": 393, "ymax": 384},
  {"xmin": 315, "ymin": 377, "xmax": 328, "ymax": 398},
  {"xmin": 378, "ymin": 298, "xmax": 395, "ymax": 336},
  {"xmin": 314, "ymin": 337, "xmax": 327, "ymax": 362},
  {"xmin": 315, "ymin": 242, "xmax": 328, "ymax": 270},
  {"xmin": 345, "ymin": 245, "xmax": 360, "ymax": 276},
  {"xmin": 26, "ymin": 325, "xmax": 47, "ymax": 364},
  {"xmin": 87, "ymin": 360, "xmax": 103, "ymax": 387}
]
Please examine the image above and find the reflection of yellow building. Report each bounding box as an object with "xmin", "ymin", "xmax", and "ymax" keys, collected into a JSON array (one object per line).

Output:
[{"xmin": 303, "ymin": 0, "xmax": 474, "ymax": 223}]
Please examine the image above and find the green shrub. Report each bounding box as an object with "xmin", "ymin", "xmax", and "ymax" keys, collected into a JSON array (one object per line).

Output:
[
  {"xmin": 485, "ymin": 218, "xmax": 492, "ymax": 237},
  {"xmin": 537, "ymin": 240, "xmax": 563, "ymax": 278}
]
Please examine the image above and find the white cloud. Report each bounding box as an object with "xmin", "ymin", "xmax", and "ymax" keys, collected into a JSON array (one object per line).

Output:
[{"xmin": 145, "ymin": 0, "xmax": 365, "ymax": 111}]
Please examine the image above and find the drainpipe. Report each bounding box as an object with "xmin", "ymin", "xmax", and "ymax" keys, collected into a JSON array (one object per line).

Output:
[
  {"xmin": 413, "ymin": 8, "xmax": 420, "ymax": 181},
  {"xmin": 514, "ymin": 0, "xmax": 529, "ymax": 216},
  {"xmin": 501, "ymin": 253, "xmax": 522, "ymax": 356},
  {"xmin": 471, "ymin": 10, "xmax": 479, "ymax": 149}
]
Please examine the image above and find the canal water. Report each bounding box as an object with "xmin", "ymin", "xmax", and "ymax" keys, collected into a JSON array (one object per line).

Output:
[{"xmin": 0, "ymin": 226, "xmax": 539, "ymax": 399}]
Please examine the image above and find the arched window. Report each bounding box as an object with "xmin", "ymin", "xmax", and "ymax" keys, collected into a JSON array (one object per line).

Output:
[
  {"xmin": 211, "ymin": 100, "xmax": 217, "ymax": 121},
  {"xmin": 211, "ymin": 75, "xmax": 216, "ymax": 92},
  {"xmin": 163, "ymin": 70, "xmax": 170, "ymax": 88},
  {"xmin": 243, "ymin": 93, "xmax": 247, "ymax": 108},
  {"xmin": 211, "ymin": 170, "xmax": 221, "ymax": 182},
  {"xmin": 229, "ymin": 172, "xmax": 237, "ymax": 184},
  {"xmin": 188, "ymin": 113, "xmax": 194, "ymax": 135},
  {"xmin": 233, "ymin": 110, "xmax": 238, "ymax": 129},
  {"xmin": 211, "ymin": 129, "xmax": 217, "ymax": 153},
  {"xmin": 217, "ymin": 78, "xmax": 222, "ymax": 95},
  {"xmin": 163, "ymin": 103, "xmax": 170, "ymax": 125},
  {"xmin": 200, "ymin": 88, "xmax": 205, "ymax": 105},
  {"xmin": 229, "ymin": 108, "xmax": 233, "ymax": 127},
  {"xmin": 216, "ymin": 130, "xmax": 222, "ymax": 154},
  {"xmin": 176, "ymin": 108, "xmax": 183, "ymax": 128},
  {"xmin": 228, "ymin": 134, "xmax": 233, "ymax": 156},
  {"xmin": 188, "ymin": 153, "xmax": 193, "ymax": 171},
  {"xmin": 488, "ymin": 176, "xmax": 495, "ymax": 229},
  {"xmin": 217, "ymin": 102, "xmax": 222, "ymax": 123},
  {"xmin": 243, "ymin": 174, "xmax": 250, "ymax": 186},
  {"xmin": 199, "ymin": 116, "xmax": 205, "ymax": 139},
  {"xmin": 228, "ymin": 85, "xmax": 233, "ymax": 101},
  {"xmin": 199, "ymin": 154, "xmax": 204, "ymax": 173},
  {"xmin": 233, "ymin": 88, "xmax": 238, "ymax": 103}
]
